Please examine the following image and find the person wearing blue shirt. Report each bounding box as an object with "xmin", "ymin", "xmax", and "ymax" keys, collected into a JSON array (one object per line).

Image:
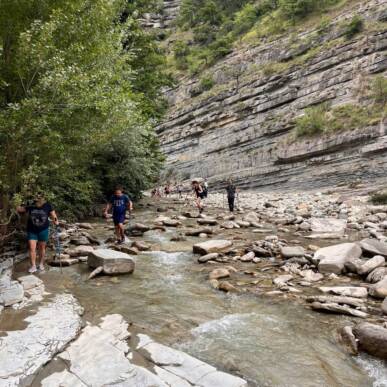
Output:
[{"xmin": 104, "ymin": 187, "xmax": 133, "ymax": 244}]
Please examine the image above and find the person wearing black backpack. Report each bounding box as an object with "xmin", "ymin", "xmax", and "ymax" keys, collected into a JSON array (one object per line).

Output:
[{"xmin": 225, "ymin": 179, "xmax": 237, "ymax": 212}]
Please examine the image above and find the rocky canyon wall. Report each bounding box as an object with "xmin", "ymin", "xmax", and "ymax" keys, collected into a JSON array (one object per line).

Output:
[{"xmin": 157, "ymin": 0, "xmax": 387, "ymax": 191}]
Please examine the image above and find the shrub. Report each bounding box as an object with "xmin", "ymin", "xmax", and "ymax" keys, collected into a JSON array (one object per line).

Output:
[
  {"xmin": 279, "ymin": 0, "xmax": 316, "ymax": 21},
  {"xmin": 370, "ymin": 191, "xmax": 387, "ymax": 205},
  {"xmin": 199, "ymin": 75, "xmax": 215, "ymax": 91},
  {"xmin": 372, "ymin": 75, "xmax": 387, "ymax": 106},
  {"xmin": 233, "ymin": 3, "xmax": 260, "ymax": 36},
  {"xmin": 294, "ymin": 104, "xmax": 327, "ymax": 137},
  {"xmin": 343, "ymin": 15, "xmax": 363, "ymax": 39}
]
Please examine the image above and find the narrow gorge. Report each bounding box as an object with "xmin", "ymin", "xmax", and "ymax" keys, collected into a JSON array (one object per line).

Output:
[{"xmin": 157, "ymin": 0, "xmax": 387, "ymax": 190}]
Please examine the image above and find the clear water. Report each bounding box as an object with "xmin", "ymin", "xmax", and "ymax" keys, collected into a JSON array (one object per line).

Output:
[{"xmin": 12, "ymin": 213, "xmax": 387, "ymax": 387}]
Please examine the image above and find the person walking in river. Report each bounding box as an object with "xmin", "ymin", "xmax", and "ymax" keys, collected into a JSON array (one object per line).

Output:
[
  {"xmin": 17, "ymin": 193, "xmax": 59, "ymax": 273},
  {"xmin": 104, "ymin": 187, "xmax": 133, "ymax": 244},
  {"xmin": 192, "ymin": 180, "xmax": 205, "ymax": 214},
  {"xmin": 226, "ymin": 179, "xmax": 237, "ymax": 212}
]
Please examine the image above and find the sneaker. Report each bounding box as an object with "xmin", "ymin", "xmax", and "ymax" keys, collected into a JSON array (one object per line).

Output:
[
  {"xmin": 28, "ymin": 265, "xmax": 37, "ymax": 273},
  {"xmin": 39, "ymin": 264, "xmax": 45, "ymax": 272}
]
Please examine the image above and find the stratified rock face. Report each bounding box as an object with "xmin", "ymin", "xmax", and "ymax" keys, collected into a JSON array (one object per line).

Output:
[
  {"xmin": 0, "ymin": 294, "xmax": 83, "ymax": 386},
  {"xmin": 142, "ymin": 0, "xmax": 181, "ymax": 29},
  {"xmin": 157, "ymin": 0, "xmax": 387, "ymax": 190}
]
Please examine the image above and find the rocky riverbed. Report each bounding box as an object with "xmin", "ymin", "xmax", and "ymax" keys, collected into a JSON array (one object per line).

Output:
[{"xmin": 1, "ymin": 188, "xmax": 387, "ymax": 386}]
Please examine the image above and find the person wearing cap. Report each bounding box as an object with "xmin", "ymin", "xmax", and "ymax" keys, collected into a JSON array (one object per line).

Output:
[{"xmin": 17, "ymin": 193, "xmax": 59, "ymax": 273}]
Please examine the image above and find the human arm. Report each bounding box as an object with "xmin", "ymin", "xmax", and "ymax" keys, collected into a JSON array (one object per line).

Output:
[
  {"xmin": 127, "ymin": 197, "xmax": 133, "ymax": 212},
  {"xmin": 16, "ymin": 205, "xmax": 27, "ymax": 213}
]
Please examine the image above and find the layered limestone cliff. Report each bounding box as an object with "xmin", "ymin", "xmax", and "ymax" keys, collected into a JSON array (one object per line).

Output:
[
  {"xmin": 157, "ymin": 0, "xmax": 387, "ymax": 191},
  {"xmin": 142, "ymin": 0, "xmax": 181, "ymax": 29}
]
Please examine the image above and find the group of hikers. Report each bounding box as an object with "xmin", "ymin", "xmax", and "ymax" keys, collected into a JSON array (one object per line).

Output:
[{"xmin": 17, "ymin": 179, "xmax": 237, "ymax": 273}]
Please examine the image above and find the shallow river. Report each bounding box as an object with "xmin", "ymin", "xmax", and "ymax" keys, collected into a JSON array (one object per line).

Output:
[{"xmin": 13, "ymin": 209, "xmax": 387, "ymax": 386}]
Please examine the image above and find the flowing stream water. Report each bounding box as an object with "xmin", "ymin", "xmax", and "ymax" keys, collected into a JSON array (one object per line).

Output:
[{"xmin": 12, "ymin": 208, "xmax": 387, "ymax": 386}]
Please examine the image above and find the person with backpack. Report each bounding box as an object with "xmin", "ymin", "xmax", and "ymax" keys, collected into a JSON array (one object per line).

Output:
[
  {"xmin": 17, "ymin": 193, "xmax": 59, "ymax": 273},
  {"xmin": 192, "ymin": 180, "xmax": 205, "ymax": 214},
  {"xmin": 104, "ymin": 187, "xmax": 133, "ymax": 244},
  {"xmin": 225, "ymin": 179, "xmax": 237, "ymax": 212},
  {"xmin": 203, "ymin": 179, "xmax": 209, "ymax": 198}
]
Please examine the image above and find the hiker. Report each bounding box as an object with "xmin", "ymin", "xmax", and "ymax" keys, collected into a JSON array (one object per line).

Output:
[
  {"xmin": 104, "ymin": 187, "xmax": 133, "ymax": 244},
  {"xmin": 177, "ymin": 184, "xmax": 183, "ymax": 198},
  {"xmin": 17, "ymin": 193, "xmax": 59, "ymax": 273},
  {"xmin": 192, "ymin": 180, "xmax": 205, "ymax": 213},
  {"xmin": 203, "ymin": 179, "xmax": 209, "ymax": 198},
  {"xmin": 225, "ymin": 179, "xmax": 237, "ymax": 212}
]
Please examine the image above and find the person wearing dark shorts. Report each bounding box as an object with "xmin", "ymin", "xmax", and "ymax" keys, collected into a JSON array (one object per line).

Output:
[
  {"xmin": 17, "ymin": 193, "xmax": 59, "ymax": 273},
  {"xmin": 226, "ymin": 179, "xmax": 237, "ymax": 212},
  {"xmin": 192, "ymin": 180, "xmax": 205, "ymax": 214},
  {"xmin": 104, "ymin": 187, "xmax": 133, "ymax": 244}
]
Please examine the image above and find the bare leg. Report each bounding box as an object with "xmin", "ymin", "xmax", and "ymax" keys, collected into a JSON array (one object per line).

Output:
[
  {"xmin": 38, "ymin": 241, "xmax": 46, "ymax": 268},
  {"xmin": 118, "ymin": 223, "xmax": 125, "ymax": 241},
  {"xmin": 115, "ymin": 225, "xmax": 120, "ymax": 241},
  {"xmin": 28, "ymin": 240, "xmax": 37, "ymax": 267}
]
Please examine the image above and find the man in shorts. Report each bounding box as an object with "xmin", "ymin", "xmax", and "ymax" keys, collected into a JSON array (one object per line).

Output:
[
  {"xmin": 17, "ymin": 193, "xmax": 59, "ymax": 273},
  {"xmin": 104, "ymin": 187, "xmax": 133, "ymax": 243}
]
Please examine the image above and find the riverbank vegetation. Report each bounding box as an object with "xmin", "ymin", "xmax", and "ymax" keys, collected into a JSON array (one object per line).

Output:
[{"xmin": 0, "ymin": 0, "xmax": 170, "ymax": 222}]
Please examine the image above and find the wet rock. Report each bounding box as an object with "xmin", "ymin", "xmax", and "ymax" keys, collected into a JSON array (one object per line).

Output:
[
  {"xmin": 366, "ymin": 267, "xmax": 387, "ymax": 283},
  {"xmin": 221, "ymin": 221, "xmax": 239, "ymax": 229},
  {"xmin": 186, "ymin": 228, "xmax": 214, "ymax": 236},
  {"xmin": 198, "ymin": 253, "xmax": 219, "ymax": 263},
  {"xmin": 273, "ymin": 274, "xmax": 293, "ymax": 288},
  {"xmin": 240, "ymin": 252, "xmax": 255, "ymax": 262},
  {"xmin": 353, "ymin": 323, "xmax": 387, "ymax": 359},
  {"xmin": 310, "ymin": 218, "xmax": 347, "ymax": 237},
  {"xmin": 340, "ymin": 326, "xmax": 358, "ymax": 355},
  {"xmin": 0, "ymin": 281, "xmax": 24, "ymax": 306},
  {"xmin": 133, "ymin": 240, "xmax": 151, "ymax": 251},
  {"xmin": 310, "ymin": 302, "xmax": 368, "ymax": 318},
  {"xmin": 315, "ymin": 243, "xmax": 362, "ymax": 274},
  {"xmin": 319, "ymin": 286, "xmax": 368, "ymax": 298},
  {"xmin": 301, "ymin": 270, "xmax": 323, "ymax": 282},
  {"xmin": 87, "ymin": 249, "xmax": 135, "ymax": 276},
  {"xmin": 68, "ymin": 245, "xmax": 94, "ymax": 257},
  {"xmin": 70, "ymin": 236, "xmax": 90, "ymax": 246},
  {"xmin": 280, "ymin": 246, "xmax": 305, "ymax": 258},
  {"xmin": 76, "ymin": 222, "xmax": 93, "ymax": 229},
  {"xmin": 218, "ymin": 281, "xmax": 238, "ymax": 293},
  {"xmin": 162, "ymin": 218, "xmax": 181, "ymax": 227},
  {"xmin": 360, "ymin": 239, "xmax": 387, "ymax": 257},
  {"xmin": 243, "ymin": 211, "xmax": 259, "ymax": 223},
  {"xmin": 129, "ymin": 223, "xmax": 151, "ymax": 233},
  {"xmin": 369, "ymin": 276, "xmax": 387, "ymax": 299},
  {"xmin": 357, "ymin": 255, "xmax": 385, "ymax": 276},
  {"xmin": 209, "ymin": 268, "xmax": 230, "ymax": 280},
  {"xmin": 193, "ymin": 240, "xmax": 233, "ymax": 255},
  {"xmin": 0, "ymin": 294, "xmax": 83, "ymax": 386},
  {"xmin": 17, "ymin": 275, "xmax": 42, "ymax": 291},
  {"xmin": 199, "ymin": 233, "xmax": 208, "ymax": 238},
  {"xmin": 236, "ymin": 220, "xmax": 250, "ymax": 228},
  {"xmin": 382, "ymin": 297, "xmax": 387, "ymax": 315},
  {"xmin": 345, "ymin": 258, "xmax": 364, "ymax": 274},
  {"xmin": 306, "ymin": 295, "xmax": 365, "ymax": 308},
  {"xmin": 197, "ymin": 218, "xmax": 218, "ymax": 226}
]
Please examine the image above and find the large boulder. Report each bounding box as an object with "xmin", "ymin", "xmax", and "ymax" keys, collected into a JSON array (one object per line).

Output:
[
  {"xmin": 369, "ymin": 276, "xmax": 387, "ymax": 299},
  {"xmin": 0, "ymin": 294, "xmax": 82, "ymax": 386},
  {"xmin": 310, "ymin": 218, "xmax": 347, "ymax": 237},
  {"xmin": 353, "ymin": 323, "xmax": 387, "ymax": 359},
  {"xmin": 243, "ymin": 211, "xmax": 259, "ymax": 224},
  {"xmin": 315, "ymin": 243, "xmax": 362, "ymax": 274},
  {"xmin": 68, "ymin": 245, "xmax": 94, "ymax": 257},
  {"xmin": 87, "ymin": 249, "xmax": 135, "ymax": 275},
  {"xmin": 360, "ymin": 239, "xmax": 387, "ymax": 257},
  {"xmin": 193, "ymin": 240, "xmax": 233, "ymax": 255},
  {"xmin": 366, "ymin": 267, "xmax": 387, "ymax": 283},
  {"xmin": 0, "ymin": 281, "xmax": 24, "ymax": 306}
]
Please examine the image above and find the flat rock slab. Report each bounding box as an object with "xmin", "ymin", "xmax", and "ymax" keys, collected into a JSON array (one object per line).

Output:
[
  {"xmin": 382, "ymin": 297, "xmax": 387, "ymax": 315},
  {"xmin": 319, "ymin": 286, "xmax": 368, "ymax": 298},
  {"xmin": 193, "ymin": 240, "xmax": 233, "ymax": 255},
  {"xmin": 353, "ymin": 323, "xmax": 387, "ymax": 359},
  {"xmin": 0, "ymin": 294, "xmax": 83, "ymax": 386},
  {"xmin": 360, "ymin": 239, "xmax": 387, "ymax": 257},
  {"xmin": 280, "ymin": 246, "xmax": 305, "ymax": 258},
  {"xmin": 198, "ymin": 253, "xmax": 219, "ymax": 263},
  {"xmin": 310, "ymin": 218, "xmax": 347, "ymax": 235},
  {"xmin": 315, "ymin": 243, "xmax": 362, "ymax": 274},
  {"xmin": 311, "ymin": 302, "xmax": 367, "ymax": 318},
  {"xmin": 69, "ymin": 245, "xmax": 94, "ymax": 257},
  {"xmin": 358, "ymin": 255, "xmax": 385, "ymax": 275},
  {"xmin": 88, "ymin": 249, "xmax": 135, "ymax": 275},
  {"xmin": 186, "ymin": 228, "xmax": 214, "ymax": 236},
  {"xmin": 17, "ymin": 275, "xmax": 43, "ymax": 291},
  {"xmin": 0, "ymin": 281, "xmax": 24, "ymax": 306}
]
